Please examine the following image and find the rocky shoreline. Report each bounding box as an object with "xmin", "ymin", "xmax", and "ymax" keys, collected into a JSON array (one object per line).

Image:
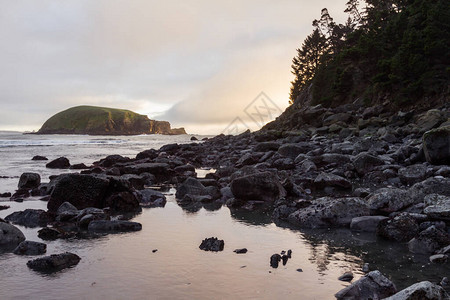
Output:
[{"xmin": 0, "ymin": 101, "xmax": 449, "ymax": 299}]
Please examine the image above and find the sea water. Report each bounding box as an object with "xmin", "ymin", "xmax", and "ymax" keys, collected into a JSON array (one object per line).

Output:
[{"xmin": 0, "ymin": 131, "xmax": 448, "ymax": 299}]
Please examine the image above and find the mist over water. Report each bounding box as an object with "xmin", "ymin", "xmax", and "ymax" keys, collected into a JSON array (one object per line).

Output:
[{"xmin": 0, "ymin": 132, "xmax": 448, "ymax": 299}]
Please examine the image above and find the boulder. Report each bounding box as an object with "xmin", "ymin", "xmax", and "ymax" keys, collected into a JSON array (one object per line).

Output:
[
  {"xmin": 46, "ymin": 157, "xmax": 70, "ymax": 169},
  {"xmin": 335, "ymin": 270, "xmax": 397, "ymax": 300},
  {"xmin": 408, "ymin": 226, "xmax": 450, "ymax": 254},
  {"xmin": 199, "ymin": 237, "xmax": 224, "ymax": 252},
  {"xmin": 56, "ymin": 202, "xmax": 79, "ymax": 221},
  {"xmin": 398, "ymin": 164, "xmax": 428, "ymax": 185},
  {"xmin": 424, "ymin": 194, "xmax": 450, "ymax": 221},
  {"xmin": 13, "ymin": 241, "xmax": 47, "ymax": 255},
  {"xmin": 350, "ymin": 216, "xmax": 388, "ymax": 232},
  {"xmin": 38, "ymin": 227, "xmax": 62, "ymax": 240},
  {"xmin": 87, "ymin": 220, "xmax": 142, "ymax": 232},
  {"xmin": 0, "ymin": 222, "xmax": 25, "ymax": 248},
  {"xmin": 230, "ymin": 172, "xmax": 286, "ymax": 203},
  {"xmin": 32, "ymin": 155, "xmax": 48, "ymax": 161},
  {"xmin": 139, "ymin": 189, "xmax": 167, "ymax": 208},
  {"xmin": 234, "ymin": 248, "xmax": 248, "ymax": 254},
  {"xmin": 367, "ymin": 188, "xmax": 413, "ymax": 213},
  {"xmin": 408, "ymin": 177, "xmax": 450, "ymax": 204},
  {"xmin": 376, "ymin": 213, "xmax": 419, "ymax": 242},
  {"xmin": 416, "ymin": 109, "xmax": 445, "ymax": 133},
  {"xmin": 383, "ymin": 281, "xmax": 449, "ymax": 300},
  {"xmin": 270, "ymin": 254, "xmax": 282, "ymax": 268},
  {"xmin": 314, "ymin": 172, "xmax": 352, "ymax": 189},
  {"xmin": 122, "ymin": 163, "xmax": 172, "ymax": 181},
  {"xmin": 5, "ymin": 209, "xmax": 49, "ymax": 228},
  {"xmin": 287, "ymin": 197, "xmax": 370, "ymax": 228},
  {"xmin": 423, "ymin": 126, "xmax": 450, "ymax": 165},
  {"xmin": 338, "ymin": 272, "xmax": 354, "ymax": 282},
  {"xmin": 18, "ymin": 173, "xmax": 41, "ymax": 189},
  {"xmin": 175, "ymin": 177, "xmax": 208, "ymax": 199},
  {"xmin": 27, "ymin": 252, "xmax": 81, "ymax": 272},
  {"xmin": 254, "ymin": 142, "xmax": 281, "ymax": 152},
  {"xmin": 353, "ymin": 153, "xmax": 385, "ymax": 175},
  {"xmin": 103, "ymin": 191, "xmax": 140, "ymax": 213},
  {"xmin": 69, "ymin": 163, "xmax": 89, "ymax": 170},
  {"xmin": 278, "ymin": 143, "xmax": 312, "ymax": 159}
]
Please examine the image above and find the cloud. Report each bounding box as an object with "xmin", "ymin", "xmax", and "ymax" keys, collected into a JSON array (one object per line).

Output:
[{"xmin": 0, "ymin": 0, "xmax": 348, "ymax": 132}]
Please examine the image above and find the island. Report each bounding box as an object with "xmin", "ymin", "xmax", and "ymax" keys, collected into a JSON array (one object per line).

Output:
[{"xmin": 36, "ymin": 105, "xmax": 186, "ymax": 135}]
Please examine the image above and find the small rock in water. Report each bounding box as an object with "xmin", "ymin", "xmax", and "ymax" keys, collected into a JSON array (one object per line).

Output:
[
  {"xmin": 38, "ymin": 227, "xmax": 62, "ymax": 240},
  {"xmin": 296, "ymin": 268, "xmax": 303, "ymax": 272},
  {"xmin": 234, "ymin": 248, "xmax": 248, "ymax": 254},
  {"xmin": 199, "ymin": 237, "xmax": 224, "ymax": 252},
  {"xmin": 0, "ymin": 205, "xmax": 9, "ymax": 210},
  {"xmin": 338, "ymin": 271, "xmax": 354, "ymax": 282},
  {"xmin": 32, "ymin": 155, "xmax": 48, "ymax": 161},
  {"xmin": 287, "ymin": 249, "xmax": 292, "ymax": 258},
  {"xmin": 270, "ymin": 254, "xmax": 282, "ymax": 268},
  {"xmin": 152, "ymin": 249, "xmax": 158, "ymax": 253},
  {"xmin": 440, "ymin": 277, "xmax": 448, "ymax": 286},
  {"xmin": 13, "ymin": 241, "xmax": 47, "ymax": 255},
  {"xmin": 362, "ymin": 263, "xmax": 370, "ymax": 273},
  {"xmin": 282, "ymin": 255, "xmax": 289, "ymax": 266},
  {"xmin": 27, "ymin": 252, "xmax": 81, "ymax": 272},
  {"xmin": 0, "ymin": 192, "xmax": 12, "ymax": 198}
]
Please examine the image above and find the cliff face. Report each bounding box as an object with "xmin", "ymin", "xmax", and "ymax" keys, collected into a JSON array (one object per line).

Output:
[{"xmin": 37, "ymin": 106, "xmax": 186, "ymax": 135}]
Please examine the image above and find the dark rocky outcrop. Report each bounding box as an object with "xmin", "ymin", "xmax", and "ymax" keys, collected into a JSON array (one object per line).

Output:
[{"xmin": 27, "ymin": 252, "xmax": 81, "ymax": 272}]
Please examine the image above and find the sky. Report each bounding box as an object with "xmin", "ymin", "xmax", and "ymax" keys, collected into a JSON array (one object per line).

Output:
[{"xmin": 0, "ymin": 0, "xmax": 349, "ymax": 134}]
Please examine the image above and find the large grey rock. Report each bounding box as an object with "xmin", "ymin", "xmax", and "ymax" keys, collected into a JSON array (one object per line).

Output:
[
  {"xmin": 87, "ymin": 220, "xmax": 142, "ymax": 232},
  {"xmin": 350, "ymin": 216, "xmax": 388, "ymax": 232},
  {"xmin": 423, "ymin": 126, "xmax": 450, "ymax": 165},
  {"xmin": 424, "ymin": 194, "xmax": 450, "ymax": 221},
  {"xmin": 377, "ymin": 213, "xmax": 419, "ymax": 242},
  {"xmin": 46, "ymin": 157, "xmax": 70, "ymax": 169},
  {"xmin": 398, "ymin": 164, "xmax": 428, "ymax": 185},
  {"xmin": 353, "ymin": 153, "xmax": 385, "ymax": 175},
  {"xmin": 230, "ymin": 172, "xmax": 286, "ymax": 202},
  {"xmin": 13, "ymin": 241, "xmax": 47, "ymax": 255},
  {"xmin": 314, "ymin": 172, "xmax": 352, "ymax": 189},
  {"xmin": 416, "ymin": 109, "xmax": 445, "ymax": 133},
  {"xmin": 56, "ymin": 202, "xmax": 79, "ymax": 221},
  {"xmin": 287, "ymin": 197, "xmax": 370, "ymax": 229},
  {"xmin": 408, "ymin": 177, "xmax": 450, "ymax": 204},
  {"xmin": 175, "ymin": 177, "xmax": 208, "ymax": 199},
  {"xmin": 278, "ymin": 143, "xmax": 312, "ymax": 159},
  {"xmin": 139, "ymin": 189, "xmax": 167, "ymax": 208},
  {"xmin": 335, "ymin": 270, "xmax": 397, "ymax": 300},
  {"xmin": 0, "ymin": 222, "xmax": 25, "ymax": 248},
  {"xmin": 367, "ymin": 188, "xmax": 413, "ymax": 213},
  {"xmin": 408, "ymin": 226, "xmax": 450, "ymax": 254},
  {"xmin": 384, "ymin": 281, "xmax": 449, "ymax": 300},
  {"xmin": 18, "ymin": 173, "xmax": 41, "ymax": 189},
  {"xmin": 27, "ymin": 252, "xmax": 80, "ymax": 272},
  {"xmin": 5, "ymin": 209, "xmax": 49, "ymax": 228}
]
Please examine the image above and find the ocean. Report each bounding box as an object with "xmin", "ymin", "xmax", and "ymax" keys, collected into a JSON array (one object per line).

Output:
[{"xmin": 0, "ymin": 132, "xmax": 447, "ymax": 299}]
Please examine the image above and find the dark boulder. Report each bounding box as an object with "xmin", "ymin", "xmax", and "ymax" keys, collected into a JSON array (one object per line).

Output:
[
  {"xmin": 353, "ymin": 153, "xmax": 385, "ymax": 175},
  {"xmin": 56, "ymin": 202, "xmax": 79, "ymax": 222},
  {"xmin": 270, "ymin": 254, "xmax": 282, "ymax": 268},
  {"xmin": 350, "ymin": 216, "xmax": 388, "ymax": 232},
  {"xmin": 278, "ymin": 143, "xmax": 312, "ymax": 159},
  {"xmin": 423, "ymin": 126, "xmax": 450, "ymax": 165},
  {"xmin": 175, "ymin": 177, "xmax": 208, "ymax": 199},
  {"xmin": 377, "ymin": 213, "xmax": 419, "ymax": 242},
  {"xmin": 18, "ymin": 173, "xmax": 41, "ymax": 189},
  {"xmin": 313, "ymin": 172, "xmax": 352, "ymax": 189},
  {"xmin": 199, "ymin": 237, "xmax": 224, "ymax": 252},
  {"xmin": 254, "ymin": 142, "xmax": 281, "ymax": 152},
  {"xmin": 32, "ymin": 155, "xmax": 48, "ymax": 161},
  {"xmin": 5, "ymin": 209, "xmax": 50, "ymax": 228},
  {"xmin": 335, "ymin": 270, "xmax": 397, "ymax": 300},
  {"xmin": 38, "ymin": 227, "xmax": 62, "ymax": 240},
  {"xmin": 0, "ymin": 222, "xmax": 25, "ymax": 248},
  {"xmin": 69, "ymin": 163, "xmax": 89, "ymax": 170},
  {"xmin": 367, "ymin": 188, "xmax": 413, "ymax": 214},
  {"xmin": 87, "ymin": 220, "xmax": 142, "ymax": 232},
  {"xmin": 138, "ymin": 189, "xmax": 167, "ymax": 208},
  {"xmin": 408, "ymin": 226, "xmax": 450, "ymax": 254},
  {"xmin": 13, "ymin": 241, "xmax": 47, "ymax": 255},
  {"xmin": 27, "ymin": 252, "xmax": 81, "ymax": 272},
  {"xmin": 234, "ymin": 248, "xmax": 248, "ymax": 254},
  {"xmin": 230, "ymin": 172, "xmax": 286, "ymax": 203},
  {"xmin": 46, "ymin": 157, "xmax": 70, "ymax": 169},
  {"xmin": 398, "ymin": 164, "xmax": 428, "ymax": 186},
  {"xmin": 96, "ymin": 155, "xmax": 130, "ymax": 168},
  {"xmin": 423, "ymin": 194, "xmax": 450, "ymax": 221},
  {"xmin": 338, "ymin": 272, "xmax": 354, "ymax": 282},
  {"xmin": 384, "ymin": 281, "xmax": 449, "ymax": 300}
]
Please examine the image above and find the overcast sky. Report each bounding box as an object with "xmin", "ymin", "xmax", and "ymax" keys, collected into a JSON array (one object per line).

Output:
[{"xmin": 0, "ymin": 0, "xmax": 348, "ymax": 134}]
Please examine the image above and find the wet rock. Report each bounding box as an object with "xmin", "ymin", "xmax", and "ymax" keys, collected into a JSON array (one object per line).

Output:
[
  {"xmin": 408, "ymin": 226, "xmax": 450, "ymax": 254},
  {"xmin": 18, "ymin": 173, "xmax": 41, "ymax": 189},
  {"xmin": 0, "ymin": 192, "xmax": 11, "ymax": 198},
  {"xmin": 32, "ymin": 155, "xmax": 48, "ymax": 161},
  {"xmin": 38, "ymin": 227, "xmax": 62, "ymax": 240},
  {"xmin": 46, "ymin": 157, "xmax": 70, "ymax": 169},
  {"xmin": 0, "ymin": 204, "xmax": 9, "ymax": 210},
  {"xmin": 408, "ymin": 177, "xmax": 450, "ymax": 204},
  {"xmin": 69, "ymin": 163, "xmax": 89, "ymax": 170},
  {"xmin": 103, "ymin": 191, "xmax": 140, "ymax": 213},
  {"xmin": 429, "ymin": 254, "xmax": 448, "ymax": 264},
  {"xmin": 175, "ymin": 177, "xmax": 208, "ymax": 199},
  {"xmin": 398, "ymin": 164, "xmax": 428, "ymax": 185},
  {"xmin": 254, "ymin": 142, "xmax": 281, "ymax": 152},
  {"xmin": 362, "ymin": 263, "xmax": 370, "ymax": 273},
  {"xmin": 270, "ymin": 254, "xmax": 282, "ymax": 268},
  {"xmin": 367, "ymin": 188, "xmax": 413, "ymax": 214},
  {"xmin": 0, "ymin": 222, "xmax": 25, "ymax": 248},
  {"xmin": 424, "ymin": 194, "xmax": 450, "ymax": 221},
  {"xmin": 338, "ymin": 272, "xmax": 354, "ymax": 282},
  {"xmin": 138, "ymin": 189, "xmax": 167, "ymax": 208},
  {"xmin": 87, "ymin": 220, "xmax": 142, "ymax": 232},
  {"xmin": 423, "ymin": 126, "xmax": 450, "ymax": 165},
  {"xmin": 122, "ymin": 163, "xmax": 172, "ymax": 181},
  {"xmin": 56, "ymin": 202, "xmax": 79, "ymax": 222},
  {"xmin": 278, "ymin": 143, "xmax": 312, "ymax": 159},
  {"xmin": 350, "ymin": 216, "xmax": 388, "ymax": 232},
  {"xmin": 135, "ymin": 149, "xmax": 158, "ymax": 161},
  {"xmin": 234, "ymin": 248, "xmax": 248, "ymax": 254},
  {"xmin": 335, "ymin": 270, "xmax": 397, "ymax": 300},
  {"xmin": 287, "ymin": 197, "xmax": 369, "ymax": 229},
  {"xmin": 314, "ymin": 172, "xmax": 352, "ymax": 189},
  {"xmin": 199, "ymin": 237, "xmax": 224, "ymax": 252},
  {"xmin": 416, "ymin": 109, "xmax": 446, "ymax": 133},
  {"xmin": 27, "ymin": 252, "xmax": 81, "ymax": 272},
  {"xmin": 377, "ymin": 213, "xmax": 419, "ymax": 242},
  {"xmin": 13, "ymin": 241, "xmax": 47, "ymax": 255},
  {"xmin": 96, "ymin": 155, "xmax": 130, "ymax": 168},
  {"xmin": 5, "ymin": 209, "xmax": 49, "ymax": 228},
  {"xmin": 230, "ymin": 172, "xmax": 286, "ymax": 203},
  {"xmin": 384, "ymin": 281, "xmax": 449, "ymax": 300},
  {"xmin": 353, "ymin": 153, "xmax": 385, "ymax": 175}
]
